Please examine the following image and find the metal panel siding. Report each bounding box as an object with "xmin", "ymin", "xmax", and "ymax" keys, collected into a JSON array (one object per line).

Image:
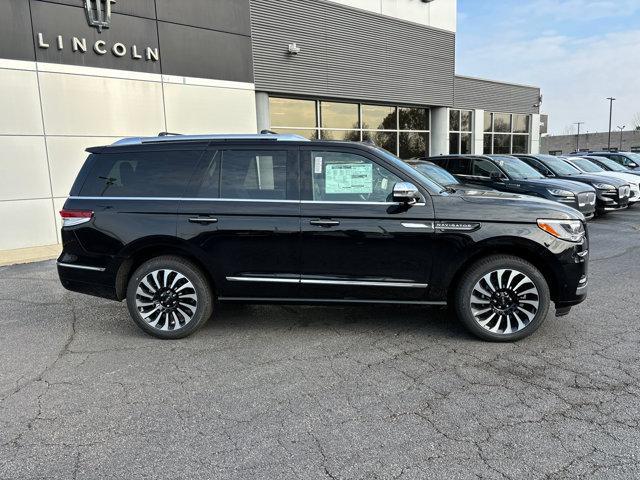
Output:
[
  {"xmin": 250, "ymin": 0, "xmax": 455, "ymax": 106},
  {"xmin": 454, "ymin": 76, "xmax": 541, "ymax": 114}
]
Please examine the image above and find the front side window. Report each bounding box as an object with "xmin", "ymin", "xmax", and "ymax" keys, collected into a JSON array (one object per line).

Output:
[
  {"xmin": 310, "ymin": 151, "xmax": 402, "ymax": 202},
  {"xmin": 220, "ymin": 150, "xmax": 288, "ymax": 200},
  {"xmin": 80, "ymin": 150, "xmax": 201, "ymax": 197},
  {"xmin": 572, "ymin": 158, "xmax": 603, "ymax": 173},
  {"xmin": 472, "ymin": 159, "xmax": 502, "ymax": 178}
]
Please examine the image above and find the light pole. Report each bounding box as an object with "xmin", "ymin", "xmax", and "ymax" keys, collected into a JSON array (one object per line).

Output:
[
  {"xmin": 617, "ymin": 125, "xmax": 625, "ymax": 151},
  {"xmin": 574, "ymin": 122, "xmax": 584, "ymax": 152},
  {"xmin": 606, "ymin": 97, "xmax": 616, "ymax": 151}
]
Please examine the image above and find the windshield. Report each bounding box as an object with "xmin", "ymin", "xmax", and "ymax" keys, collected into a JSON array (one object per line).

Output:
[
  {"xmin": 592, "ymin": 156, "xmax": 626, "ymax": 171},
  {"xmin": 626, "ymin": 153, "xmax": 640, "ymax": 163},
  {"xmin": 537, "ymin": 154, "xmax": 582, "ymax": 176},
  {"xmin": 411, "ymin": 163, "xmax": 460, "ymax": 186},
  {"xmin": 571, "ymin": 158, "xmax": 604, "ymax": 173},
  {"xmin": 373, "ymin": 148, "xmax": 446, "ymax": 192},
  {"xmin": 490, "ymin": 156, "xmax": 545, "ymax": 180}
]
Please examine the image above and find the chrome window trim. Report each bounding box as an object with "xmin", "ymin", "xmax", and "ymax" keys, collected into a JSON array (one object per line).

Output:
[
  {"xmin": 301, "ymin": 200, "xmax": 426, "ymax": 206},
  {"xmin": 57, "ymin": 262, "xmax": 106, "ymax": 272},
  {"xmin": 69, "ymin": 196, "xmax": 299, "ymax": 203},
  {"xmin": 226, "ymin": 276, "xmax": 428, "ymax": 288},
  {"xmin": 69, "ymin": 196, "xmax": 427, "ymax": 206}
]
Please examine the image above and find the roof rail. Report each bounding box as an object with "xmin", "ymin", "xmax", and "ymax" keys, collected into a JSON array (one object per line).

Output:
[
  {"xmin": 158, "ymin": 131, "xmax": 182, "ymax": 136},
  {"xmin": 111, "ymin": 133, "xmax": 310, "ymax": 146}
]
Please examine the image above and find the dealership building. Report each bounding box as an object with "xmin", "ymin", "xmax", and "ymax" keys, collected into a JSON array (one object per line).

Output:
[{"xmin": 0, "ymin": 0, "xmax": 543, "ymax": 257}]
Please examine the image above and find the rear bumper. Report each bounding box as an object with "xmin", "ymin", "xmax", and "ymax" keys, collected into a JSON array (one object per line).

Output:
[{"xmin": 57, "ymin": 257, "xmax": 118, "ymax": 301}]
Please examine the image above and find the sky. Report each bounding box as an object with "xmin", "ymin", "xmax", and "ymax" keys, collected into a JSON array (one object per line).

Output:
[{"xmin": 456, "ymin": 0, "xmax": 640, "ymax": 135}]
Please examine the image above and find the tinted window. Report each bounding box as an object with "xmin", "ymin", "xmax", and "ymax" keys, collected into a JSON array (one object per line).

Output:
[
  {"xmin": 310, "ymin": 151, "xmax": 402, "ymax": 202},
  {"xmin": 447, "ymin": 157, "xmax": 471, "ymax": 175},
  {"xmin": 80, "ymin": 150, "xmax": 201, "ymax": 197},
  {"xmin": 194, "ymin": 151, "xmax": 220, "ymax": 198},
  {"xmin": 472, "ymin": 158, "xmax": 502, "ymax": 178},
  {"xmin": 220, "ymin": 150, "xmax": 288, "ymax": 200}
]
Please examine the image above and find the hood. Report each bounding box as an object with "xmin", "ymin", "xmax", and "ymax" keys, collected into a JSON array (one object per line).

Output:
[
  {"xmin": 557, "ymin": 173, "xmax": 629, "ymax": 188},
  {"xmin": 432, "ymin": 190, "xmax": 583, "ymax": 223},
  {"xmin": 518, "ymin": 177, "xmax": 595, "ymax": 193},
  {"xmin": 588, "ymin": 171, "xmax": 640, "ymax": 186}
]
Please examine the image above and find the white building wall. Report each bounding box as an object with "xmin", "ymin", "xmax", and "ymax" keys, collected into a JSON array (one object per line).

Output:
[
  {"xmin": 327, "ymin": 0, "xmax": 457, "ymax": 32},
  {"xmin": 0, "ymin": 59, "xmax": 257, "ymax": 253}
]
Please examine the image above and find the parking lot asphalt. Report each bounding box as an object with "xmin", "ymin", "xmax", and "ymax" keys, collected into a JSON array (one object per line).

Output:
[{"xmin": 1, "ymin": 210, "xmax": 639, "ymax": 480}]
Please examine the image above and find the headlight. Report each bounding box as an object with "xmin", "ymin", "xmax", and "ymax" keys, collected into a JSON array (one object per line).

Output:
[
  {"xmin": 537, "ymin": 219, "xmax": 585, "ymax": 243},
  {"xmin": 593, "ymin": 183, "xmax": 615, "ymax": 190},
  {"xmin": 547, "ymin": 188, "xmax": 574, "ymax": 197}
]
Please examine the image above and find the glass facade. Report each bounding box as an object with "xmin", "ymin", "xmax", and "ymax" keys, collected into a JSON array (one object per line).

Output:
[
  {"xmin": 449, "ymin": 109, "xmax": 473, "ymax": 154},
  {"xmin": 483, "ymin": 112, "xmax": 530, "ymax": 154},
  {"xmin": 269, "ymin": 97, "xmax": 430, "ymax": 159}
]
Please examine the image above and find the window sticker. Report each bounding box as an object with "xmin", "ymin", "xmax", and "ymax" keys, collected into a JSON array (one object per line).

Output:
[
  {"xmin": 325, "ymin": 163, "xmax": 373, "ymax": 194},
  {"xmin": 314, "ymin": 156, "xmax": 323, "ymax": 174}
]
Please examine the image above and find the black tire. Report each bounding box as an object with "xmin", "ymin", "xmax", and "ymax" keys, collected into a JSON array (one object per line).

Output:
[
  {"xmin": 126, "ymin": 256, "xmax": 213, "ymax": 339},
  {"xmin": 454, "ymin": 255, "xmax": 550, "ymax": 342}
]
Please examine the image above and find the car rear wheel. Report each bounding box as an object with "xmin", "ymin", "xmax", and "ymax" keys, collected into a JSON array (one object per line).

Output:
[
  {"xmin": 455, "ymin": 255, "xmax": 550, "ymax": 341},
  {"xmin": 126, "ymin": 256, "xmax": 213, "ymax": 339}
]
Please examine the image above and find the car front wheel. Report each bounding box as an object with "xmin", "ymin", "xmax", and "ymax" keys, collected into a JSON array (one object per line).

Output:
[
  {"xmin": 126, "ymin": 256, "xmax": 213, "ymax": 339},
  {"xmin": 455, "ymin": 255, "xmax": 551, "ymax": 341}
]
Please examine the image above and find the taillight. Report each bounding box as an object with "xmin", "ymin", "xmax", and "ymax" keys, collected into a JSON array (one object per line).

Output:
[{"xmin": 60, "ymin": 209, "xmax": 93, "ymax": 227}]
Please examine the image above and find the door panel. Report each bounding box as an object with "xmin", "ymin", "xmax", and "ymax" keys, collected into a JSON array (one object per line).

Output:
[
  {"xmin": 299, "ymin": 147, "xmax": 435, "ymax": 301},
  {"xmin": 177, "ymin": 147, "xmax": 301, "ymax": 299}
]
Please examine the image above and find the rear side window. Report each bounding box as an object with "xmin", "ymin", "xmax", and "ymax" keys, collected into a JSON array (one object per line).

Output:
[
  {"xmin": 447, "ymin": 157, "xmax": 471, "ymax": 175},
  {"xmin": 220, "ymin": 150, "xmax": 288, "ymax": 200},
  {"xmin": 79, "ymin": 150, "xmax": 201, "ymax": 197}
]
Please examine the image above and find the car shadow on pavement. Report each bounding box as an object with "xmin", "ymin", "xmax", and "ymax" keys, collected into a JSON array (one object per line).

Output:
[{"xmin": 199, "ymin": 302, "xmax": 474, "ymax": 341}]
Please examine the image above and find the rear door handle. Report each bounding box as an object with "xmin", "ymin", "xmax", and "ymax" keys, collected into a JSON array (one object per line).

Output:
[
  {"xmin": 188, "ymin": 217, "xmax": 218, "ymax": 224},
  {"xmin": 310, "ymin": 219, "xmax": 340, "ymax": 227}
]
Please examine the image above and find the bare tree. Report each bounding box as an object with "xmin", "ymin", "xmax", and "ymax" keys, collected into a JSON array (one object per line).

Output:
[
  {"xmin": 562, "ymin": 124, "xmax": 576, "ymax": 136},
  {"xmin": 633, "ymin": 112, "xmax": 640, "ymax": 131}
]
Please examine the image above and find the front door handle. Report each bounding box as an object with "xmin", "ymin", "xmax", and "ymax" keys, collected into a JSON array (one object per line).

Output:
[
  {"xmin": 309, "ymin": 219, "xmax": 340, "ymax": 227},
  {"xmin": 188, "ymin": 217, "xmax": 218, "ymax": 224}
]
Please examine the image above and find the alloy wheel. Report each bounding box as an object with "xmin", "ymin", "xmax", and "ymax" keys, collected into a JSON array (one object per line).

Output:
[
  {"xmin": 470, "ymin": 268, "xmax": 540, "ymax": 335},
  {"xmin": 135, "ymin": 269, "xmax": 198, "ymax": 331}
]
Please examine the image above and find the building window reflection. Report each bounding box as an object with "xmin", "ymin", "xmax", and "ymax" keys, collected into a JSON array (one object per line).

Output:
[
  {"xmin": 268, "ymin": 97, "xmax": 430, "ymax": 159},
  {"xmin": 449, "ymin": 109, "xmax": 473, "ymax": 154},
  {"xmin": 483, "ymin": 112, "xmax": 530, "ymax": 154}
]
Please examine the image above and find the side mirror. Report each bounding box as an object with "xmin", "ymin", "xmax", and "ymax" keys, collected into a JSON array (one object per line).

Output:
[
  {"xmin": 490, "ymin": 171, "xmax": 503, "ymax": 181},
  {"xmin": 393, "ymin": 182, "xmax": 421, "ymax": 205}
]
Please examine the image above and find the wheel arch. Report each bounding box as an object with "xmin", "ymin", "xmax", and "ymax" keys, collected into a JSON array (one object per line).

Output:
[
  {"xmin": 446, "ymin": 237, "xmax": 563, "ymax": 305},
  {"xmin": 114, "ymin": 237, "xmax": 216, "ymax": 301}
]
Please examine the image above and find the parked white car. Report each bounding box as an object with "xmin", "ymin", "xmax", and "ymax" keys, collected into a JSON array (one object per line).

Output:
[{"xmin": 564, "ymin": 157, "xmax": 640, "ymax": 205}]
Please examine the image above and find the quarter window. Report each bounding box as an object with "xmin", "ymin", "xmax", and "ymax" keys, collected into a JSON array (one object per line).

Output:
[
  {"xmin": 220, "ymin": 150, "xmax": 288, "ymax": 200},
  {"xmin": 310, "ymin": 151, "xmax": 402, "ymax": 203},
  {"xmin": 79, "ymin": 151, "xmax": 201, "ymax": 197}
]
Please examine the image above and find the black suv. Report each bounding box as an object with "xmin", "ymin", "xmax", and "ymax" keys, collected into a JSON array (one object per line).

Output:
[
  {"xmin": 428, "ymin": 154, "xmax": 597, "ymax": 219},
  {"xmin": 514, "ymin": 154, "xmax": 630, "ymax": 214},
  {"xmin": 58, "ymin": 134, "xmax": 589, "ymax": 342}
]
